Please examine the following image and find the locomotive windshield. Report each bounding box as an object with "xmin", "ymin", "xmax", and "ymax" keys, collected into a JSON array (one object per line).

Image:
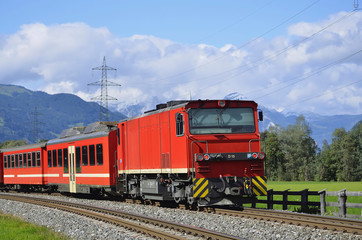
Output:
[{"xmin": 188, "ymin": 107, "xmax": 255, "ymax": 134}]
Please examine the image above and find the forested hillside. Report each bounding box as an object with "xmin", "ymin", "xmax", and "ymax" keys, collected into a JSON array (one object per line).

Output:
[{"xmin": 0, "ymin": 84, "xmax": 126, "ymax": 143}]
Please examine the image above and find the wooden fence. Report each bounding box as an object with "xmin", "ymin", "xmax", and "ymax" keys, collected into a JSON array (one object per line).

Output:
[{"xmin": 247, "ymin": 189, "xmax": 362, "ymax": 219}]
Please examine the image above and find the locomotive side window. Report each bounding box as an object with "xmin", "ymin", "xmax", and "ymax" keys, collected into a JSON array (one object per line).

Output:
[
  {"xmin": 15, "ymin": 154, "xmax": 18, "ymax": 168},
  {"xmin": 76, "ymin": 147, "xmax": 81, "ymax": 173},
  {"xmin": 52, "ymin": 150, "xmax": 57, "ymax": 167},
  {"xmin": 176, "ymin": 113, "xmax": 184, "ymax": 136},
  {"xmin": 11, "ymin": 155, "xmax": 14, "ymax": 168},
  {"xmin": 117, "ymin": 128, "xmax": 120, "ymax": 145},
  {"xmin": 58, "ymin": 149, "xmax": 62, "ymax": 167},
  {"xmin": 32, "ymin": 152, "xmax": 36, "ymax": 167},
  {"xmin": 63, "ymin": 148, "xmax": 68, "ymax": 173},
  {"xmin": 82, "ymin": 146, "xmax": 88, "ymax": 166},
  {"xmin": 96, "ymin": 144, "xmax": 103, "ymax": 166},
  {"xmin": 19, "ymin": 154, "xmax": 23, "ymax": 168},
  {"xmin": 27, "ymin": 152, "xmax": 31, "ymax": 167},
  {"xmin": 48, "ymin": 150, "xmax": 52, "ymax": 167},
  {"xmin": 89, "ymin": 145, "xmax": 95, "ymax": 166},
  {"xmin": 23, "ymin": 153, "xmax": 27, "ymax": 168},
  {"xmin": 36, "ymin": 151, "xmax": 41, "ymax": 167},
  {"xmin": 188, "ymin": 108, "xmax": 255, "ymax": 134}
]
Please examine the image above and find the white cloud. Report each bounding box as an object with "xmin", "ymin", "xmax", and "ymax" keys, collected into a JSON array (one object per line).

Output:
[{"xmin": 0, "ymin": 11, "xmax": 362, "ymax": 116}]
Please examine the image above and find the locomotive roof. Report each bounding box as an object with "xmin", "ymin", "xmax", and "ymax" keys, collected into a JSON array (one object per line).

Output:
[
  {"xmin": 0, "ymin": 142, "xmax": 47, "ymax": 153},
  {"xmin": 120, "ymin": 99, "xmax": 257, "ymax": 123}
]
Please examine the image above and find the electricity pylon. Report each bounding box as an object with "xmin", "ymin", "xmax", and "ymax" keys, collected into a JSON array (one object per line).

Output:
[{"xmin": 88, "ymin": 56, "xmax": 121, "ymax": 121}]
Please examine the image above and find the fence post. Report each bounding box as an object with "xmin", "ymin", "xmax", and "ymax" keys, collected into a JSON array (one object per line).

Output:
[
  {"xmin": 251, "ymin": 196, "xmax": 257, "ymax": 208},
  {"xmin": 301, "ymin": 189, "xmax": 309, "ymax": 212},
  {"xmin": 267, "ymin": 189, "xmax": 273, "ymax": 209},
  {"xmin": 338, "ymin": 189, "xmax": 347, "ymax": 218},
  {"xmin": 319, "ymin": 188, "xmax": 327, "ymax": 215},
  {"xmin": 282, "ymin": 189, "xmax": 290, "ymax": 210}
]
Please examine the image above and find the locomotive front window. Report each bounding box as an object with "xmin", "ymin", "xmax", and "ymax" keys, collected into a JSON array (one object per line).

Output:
[{"xmin": 188, "ymin": 108, "xmax": 255, "ymax": 134}]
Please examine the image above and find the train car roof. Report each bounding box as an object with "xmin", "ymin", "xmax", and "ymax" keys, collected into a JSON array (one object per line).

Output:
[
  {"xmin": 47, "ymin": 121, "xmax": 117, "ymax": 146},
  {"xmin": 1, "ymin": 142, "xmax": 47, "ymax": 153}
]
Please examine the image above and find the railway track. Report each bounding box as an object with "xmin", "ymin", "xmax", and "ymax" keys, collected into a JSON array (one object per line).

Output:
[
  {"xmin": 0, "ymin": 193, "xmax": 242, "ymax": 240},
  {"xmin": 208, "ymin": 207, "xmax": 362, "ymax": 235}
]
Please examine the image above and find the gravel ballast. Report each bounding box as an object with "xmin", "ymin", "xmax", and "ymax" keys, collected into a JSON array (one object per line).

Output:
[{"xmin": 0, "ymin": 193, "xmax": 361, "ymax": 240}]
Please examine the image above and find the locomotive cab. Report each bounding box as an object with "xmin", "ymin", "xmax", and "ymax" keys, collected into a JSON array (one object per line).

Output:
[{"xmin": 184, "ymin": 100, "xmax": 267, "ymax": 206}]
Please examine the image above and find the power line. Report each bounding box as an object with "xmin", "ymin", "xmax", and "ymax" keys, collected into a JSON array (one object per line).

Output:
[
  {"xmin": 132, "ymin": 0, "xmax": 322, "ymax": 85},
  {"xmin": 253, "ymin": 49, "xmax": 362, "ymax": 100},
  {"xmin": 176, "ymin": 8, "xmax": 360, "ymax": 99},
  {"xmin": 282, "ymin": 78, "xmax": 362, "ymax": 109}
]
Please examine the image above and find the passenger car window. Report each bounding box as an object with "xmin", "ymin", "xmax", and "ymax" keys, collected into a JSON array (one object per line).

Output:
[
  {"xmin": 89, "ymin": 145, "xmax": 95, "ymax": 166},
  {"xmin": 58, "ymin": 149, "xmax": 62, "ymax": 167},
  {"xmin": 82, "ymin": 146, "xmax": 88, "ymax": 166},
  {"xmin": 96, "ymin": 144, "xmax": 103, "ymax": 166},
  {"xmin": 36, "ymin": 151, "xmax": 41, "ymax": 167},
  {"xmin": 76, "ymin": 147, "xmax": 81, "ymax": 173},
  {"xmin": 63, "ymin": 148, "xmax": 68, "ymax": 173}
]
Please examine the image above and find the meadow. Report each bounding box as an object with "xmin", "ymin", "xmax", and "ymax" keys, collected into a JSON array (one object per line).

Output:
[{"xmin": 0, "ymin": 214, "xmax": 68, "ymax": 240}]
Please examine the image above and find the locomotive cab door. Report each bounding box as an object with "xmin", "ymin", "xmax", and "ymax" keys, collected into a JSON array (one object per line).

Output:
[{"xmin": 68, "ymin": 146, "xmax": 76, "ymax": 193}]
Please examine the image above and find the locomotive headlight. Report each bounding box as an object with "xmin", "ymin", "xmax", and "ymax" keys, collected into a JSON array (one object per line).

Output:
[
  {"xmin": 218, "ymin": 100, "xmax": 226, "ymax": 107},
  {"xmin": 258, "ymin": 152, "xmax": 265, "ymax": 160},
  {"xmin": 204, "ymin": 154, "xmax": 210, "ymax": 160},
  {"xmin": 252, "ymin": 152, "xmax": 258, "ymax": 159},
  {"xmin": 196, "ymin": 153, "xmax": 204, "ymax": 161}
]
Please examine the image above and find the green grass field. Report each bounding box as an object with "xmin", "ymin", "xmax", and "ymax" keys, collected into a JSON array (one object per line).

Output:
[
  {"xmin": 0, "ymin": 214, "xmax": 68, "ymax": 240},
  {"xmin": 268, "ymin": 181, "xmax": 362, "ymax": 192},
  {"xmin": 253, "ymin": 181, "xmax": 362, "ymax": 218}
]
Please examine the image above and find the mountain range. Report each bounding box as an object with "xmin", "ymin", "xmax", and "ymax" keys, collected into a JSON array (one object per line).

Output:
[
  {"xmin": 0, "ymin": 85, "xmax": 360, "ymax": 145},
  {"xmin": 0, "ymin": 84, "xmax": 126, "ymax": 143}
]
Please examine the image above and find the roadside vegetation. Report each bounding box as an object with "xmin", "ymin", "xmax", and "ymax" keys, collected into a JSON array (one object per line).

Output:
[
  {"xmin": 261, "ymin": 116, "xmax": 361, "ymax": 182},
  {"xmin": 0, "ymin": 213, "xmax": 68, "ymax": 240}
]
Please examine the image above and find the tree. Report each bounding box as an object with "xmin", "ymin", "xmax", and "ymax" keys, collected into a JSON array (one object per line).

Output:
[
  {"xmin": 279, "ymin": 115, "xmax": 317, "ymax": 181},
  {"xmin": 316, "ymin": 121, "xmax": 362, "ymax": 182},
  {"xmin": 262, "ymin": 126, "xmax": 286, "ymax": 181}
]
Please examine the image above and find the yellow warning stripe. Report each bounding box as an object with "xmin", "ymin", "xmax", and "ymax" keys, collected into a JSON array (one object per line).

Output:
[
  {"xmin": 200, "ymin": 188, "xmax": 209, "ymax": 198},
  {"xmin": 252, "ymin": 176, "xmax": 267, "ymax": 195},
  {"xmin": 194, "ymin": 178, "xmax": 204, "ymax": 188},
  {"xmin": 194, "ymin": 180, "xmax": 208, "ymax": 198}
]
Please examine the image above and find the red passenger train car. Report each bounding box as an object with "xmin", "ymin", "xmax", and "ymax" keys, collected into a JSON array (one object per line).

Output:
[
  {"xmin": 43, "ymin": 122, "xmax": 118, "ymax": 194},
  {"xmin": 2, "ymin": 143, "xmax": 47, "ymax": 190},
  {"xmin": 0, "ymin": 99, "xmax": 266, "ymax": 207}
]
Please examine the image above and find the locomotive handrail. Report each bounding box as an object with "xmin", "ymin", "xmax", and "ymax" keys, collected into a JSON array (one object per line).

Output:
[
  {"xmin": 249, "ymin": 139, "xmax": 260, "ymax": 152},
  {"xmin": 190, "ymin": 140, "xmax": 209, "ymax": 178}
]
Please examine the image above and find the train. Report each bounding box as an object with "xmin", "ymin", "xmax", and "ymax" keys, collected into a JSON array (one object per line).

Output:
[{"xmin": 0, "ymin": 99, "xmax": 267, "ymax": 207}]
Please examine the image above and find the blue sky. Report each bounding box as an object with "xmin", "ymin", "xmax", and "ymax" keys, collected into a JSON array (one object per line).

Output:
[
  {"xmin": 0, "ymin": 0, "xmax": 361, "ymax": 116},
  {"xmin": 1, "ymin": 0, "xmax": 353, "ymax": 46}
]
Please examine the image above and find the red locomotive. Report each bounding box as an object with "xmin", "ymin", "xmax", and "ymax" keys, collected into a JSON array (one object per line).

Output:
[{"xmin": 0, "ymin": 99, "xmax": 266, "ymax": 207}]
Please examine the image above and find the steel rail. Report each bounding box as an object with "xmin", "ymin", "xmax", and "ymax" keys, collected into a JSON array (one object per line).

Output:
[
  {"xmin": 211, "ymin": 207, "xmax": 362, "ymax": 235},
  {"xmin": 0, "ymin": 193, "xmax": 242, "ymax": 240}
]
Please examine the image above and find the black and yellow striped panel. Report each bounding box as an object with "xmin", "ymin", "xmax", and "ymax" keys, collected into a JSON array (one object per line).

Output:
[
  {"xmin": 193, "ymin": 178, "xmax": 209, "ymax": 199},
  {"xmin": 252, "ymin": 176, "xmax": 267, "ymax": 196}
]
